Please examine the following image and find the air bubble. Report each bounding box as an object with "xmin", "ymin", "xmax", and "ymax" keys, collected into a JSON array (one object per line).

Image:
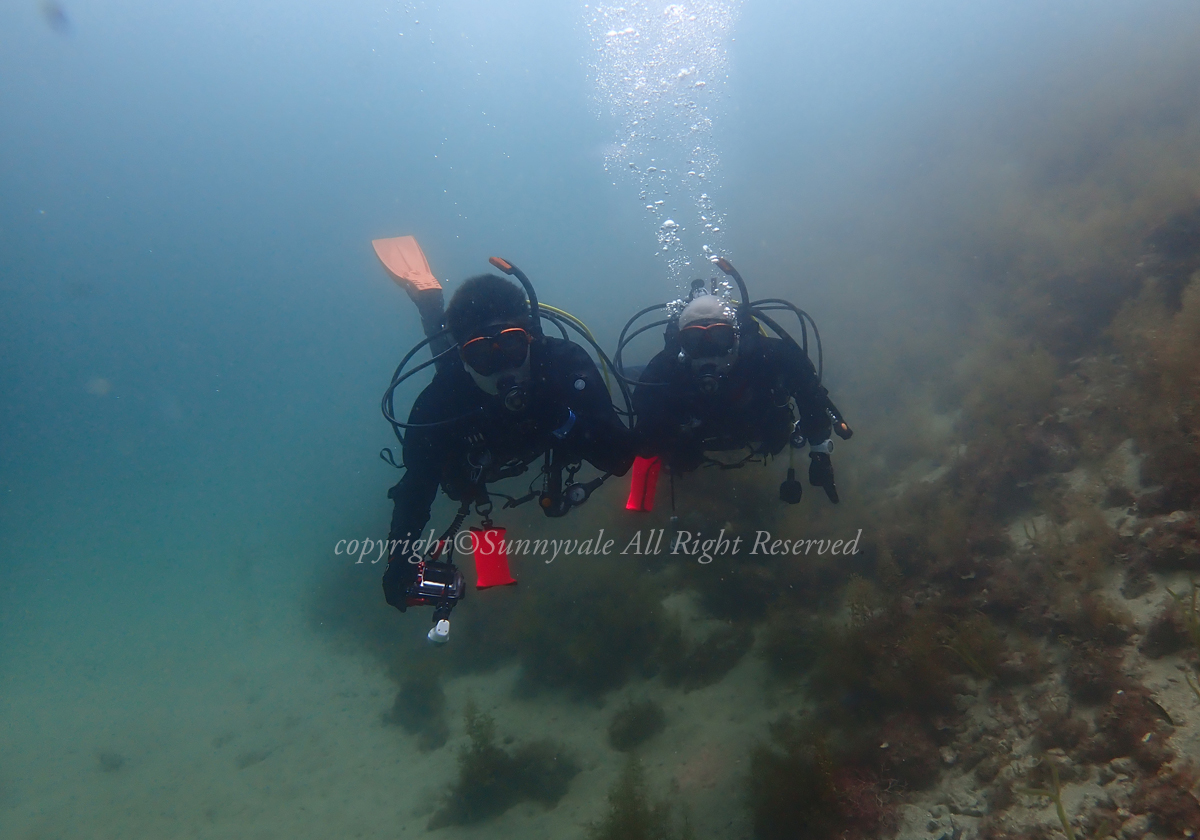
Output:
[{"xmin": 587, "ymin": 1, "xmax": 740, "ymax": 281}]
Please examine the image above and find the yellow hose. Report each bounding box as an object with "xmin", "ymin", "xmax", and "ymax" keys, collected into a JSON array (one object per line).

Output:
[{"xmin": 540, "ymin": 304, "xmax": 613, "ymax": 391}]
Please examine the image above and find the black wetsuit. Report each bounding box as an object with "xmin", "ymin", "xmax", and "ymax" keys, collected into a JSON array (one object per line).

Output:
[
  {"xmin": 383, "ymin": 336, "xmax": 634, "ymax": 610},
  {"xmin": 633, "ymin": 331, "xmax": 835, "ymax": 473}
]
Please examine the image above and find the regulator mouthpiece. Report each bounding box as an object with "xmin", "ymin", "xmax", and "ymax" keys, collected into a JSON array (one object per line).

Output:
[{"xmin": 501, "ymin": 381, "xmax": 528, "ymax": 413}]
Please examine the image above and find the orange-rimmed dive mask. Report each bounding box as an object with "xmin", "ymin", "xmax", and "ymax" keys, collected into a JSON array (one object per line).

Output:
[
  {"xmin": 678, "ymin": 321, "xmax": 737, "ymax": 357},
  {"xmin": 459, "ymin": 327, "xmax": 531, "ymax": 376}
]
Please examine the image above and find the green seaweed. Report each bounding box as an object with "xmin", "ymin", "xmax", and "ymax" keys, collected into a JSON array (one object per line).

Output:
[
  {"xmin": 941, "ymin": 613, "xmax": 1004, "ymax": 680},
  {"xmin": 747, "ymin": 714, "xmax": 894, "ymax": 840},
  {"xmin": 608, "ymin": 699, "xmax": 667, "ymax": 752},
  {"xmin": 587, "ymin": 757, "xmax": 693, "ymax": 840},
  {"xmin": 1185, "ymin": 670, "xmax": 1200, "ymax": 706},
  {"xmin": 1019, "ymin": 758, "xmax": 1077, "ymax": 840},
  {"xmin": 817, "ymin": 603, "xmax": 957, "ymax": 716},
  {"xmin": 748, "ymin": 730, "xmax": 841, "ymax": 840},
  {"xmin": 382, "ymin": 653, "xmax": 448, "ymax": 751},
  {"xmin": 428, "ymin": 701, "xmax": 578, "ymax": 829},
  {"xmin": 1019, "ymin": 755, "xmax": 1117, "ymax": 840},
  {"xmin": 1111, "ymin": 277, "xmax": 1200, "ymax": 514},
  {"xmin": 1165, "ymin": 578, "xmax": 1200, "ymax": 652},
  {"xmin": 511, "ymin": 562, "xmax": 666, "ymax": 699}
]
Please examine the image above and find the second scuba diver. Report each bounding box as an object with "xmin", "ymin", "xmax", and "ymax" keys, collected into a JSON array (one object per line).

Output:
[
  {"xmin": 380, "ymin": 256, "xmax": 636, "ymax": 641},
  {"xmin": 624, "ymin": 258, "xmax": 852, "ymax": 506}
]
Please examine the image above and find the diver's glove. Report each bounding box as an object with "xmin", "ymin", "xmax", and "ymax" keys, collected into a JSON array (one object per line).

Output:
[
  {"xmin": 808, "ymin": 447, "xmax": 840, "ymax": 504},
  {"xmin": 382, "ymin": 553, "xmax": 419, "ymax": 612}
]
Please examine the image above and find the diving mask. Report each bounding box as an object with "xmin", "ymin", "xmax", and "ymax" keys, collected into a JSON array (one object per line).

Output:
[{"xmin": 460, "ymin": 327, "xmax": 531, "ymax": 376}]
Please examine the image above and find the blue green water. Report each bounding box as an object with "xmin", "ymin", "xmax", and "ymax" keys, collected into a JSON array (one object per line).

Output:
[{"xmin": 4, "ymin": 2, "xmax": 1200, "ymax": 838}]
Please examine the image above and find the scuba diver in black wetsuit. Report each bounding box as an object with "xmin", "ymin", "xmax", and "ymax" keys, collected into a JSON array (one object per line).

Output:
[
  {"xmin": 617, "ymin": 257, "xmax": 852, "ymax": 510},
  {"xmin": 373, "ymin": 237, "xmax": 635, "ymax": 642}
]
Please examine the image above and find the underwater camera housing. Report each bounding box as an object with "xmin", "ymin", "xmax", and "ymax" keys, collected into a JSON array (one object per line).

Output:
[
  {"xmin": 405, "ymin": 561, "xmax": 465, "ymax": 609},
  {"xmin": 406, "ymin": 560, "xmax": 466, "ymax": 644}
]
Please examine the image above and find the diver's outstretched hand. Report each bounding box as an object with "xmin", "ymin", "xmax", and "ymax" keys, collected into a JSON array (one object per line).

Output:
[
  {"xmin": 809, "ymin": 452, "xmax": 840, "ymax": 504},
  {"xmin": 382, "ymin": 555, "xmax": 417, "ymax": 612}
]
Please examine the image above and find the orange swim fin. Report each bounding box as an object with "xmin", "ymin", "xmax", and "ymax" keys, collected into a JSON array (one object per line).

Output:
[
  {"xmin": 373, "ymin": 235, "xmax": 442, "ymax": 296},
  {"xmin": 372, "ymin": 235, "xmax": 452, "ymax": 371}
]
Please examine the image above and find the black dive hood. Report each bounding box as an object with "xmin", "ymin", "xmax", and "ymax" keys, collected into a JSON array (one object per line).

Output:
[{"xmin": 377, "ymin": 242, "xmax": 632, "ymax": 447}]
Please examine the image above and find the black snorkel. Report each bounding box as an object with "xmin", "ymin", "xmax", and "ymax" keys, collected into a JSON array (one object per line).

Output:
[
  {"xmin": 485, "ymin": 256, "xmax": 544, "ymax": 413},
  {"xmin": 488, "ymin": 256, "xmax": 545, "ymax": 339}
]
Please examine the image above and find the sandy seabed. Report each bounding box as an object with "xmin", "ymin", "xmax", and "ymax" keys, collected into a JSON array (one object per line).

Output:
[{"xmin": 1, "ymin": 593, "xmax": 776, "ymax": 840}]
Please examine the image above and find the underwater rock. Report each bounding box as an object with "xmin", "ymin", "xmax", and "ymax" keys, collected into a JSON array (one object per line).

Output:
[
  {"xmin": 1104, "ymin": 486, "xmax": 1137, "ymax": 509},
  {"xmin": 1120, "ymin": 559, "xmax": 1155, "ymax": 599},
  {"xmin": 1139, "ymin": 511, "xmax": 1200, "ymax": 571},
  {"xmin": 1129, "ymin": 765, "xmax": 1200, "ymax": 835},
  {"xmin": 993, "ymin": 638, "xmax": 1048, "ymax": 686},
  {"xmin": 1138, "ymin": 599, "xmax": 1192, "ymax": 658},
  {"xmin": 1079, "ymin": 686, "xmax": 1175, "ymax": 772},
  {"xmin": 1143, "ymin": 205, "xmax": 1200, "ymax": 311},
  {"xmin": 1030, "ymin": 702, "xmax": 1088, "ymax": 752},
  {"xmin": 1064, "ymin": 641, "xmax": 1128, "ymax": 704},
  {"xmin": 875, "ymin": 713, "xmax": 942, "ymax": 791},
  {"xmin": 1025, "ymin": 419, "xmax": 1080, "ymax": 474}
]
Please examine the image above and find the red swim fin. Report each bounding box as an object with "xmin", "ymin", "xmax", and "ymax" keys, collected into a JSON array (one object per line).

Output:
[{"xmin": 625, "ymin": 455, "xmax": 661, "ymax": 512}]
